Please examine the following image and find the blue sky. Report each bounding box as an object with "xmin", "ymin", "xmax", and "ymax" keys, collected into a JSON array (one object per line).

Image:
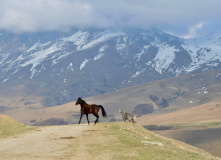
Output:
[{"xmin": 0, "ymin": 0, "xmax": 221, "ymax": 38}]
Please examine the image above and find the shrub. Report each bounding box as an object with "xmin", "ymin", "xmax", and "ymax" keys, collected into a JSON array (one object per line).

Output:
[
  {"xmin": 149, "ymin": 94, "xmax": 160, "ymax": 102},
  {"xmin": 133, "ymin": 103, "xmax": 154, "ymax": 116},
  {"xmin": 159, "ymin": 98, "xmax": 169, "ymax": 108},
  {"xmin": 149, "ymin": 94, "xmax": 169, "ymax": 108}
]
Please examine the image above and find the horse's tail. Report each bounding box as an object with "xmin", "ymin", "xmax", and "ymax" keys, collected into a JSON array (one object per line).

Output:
[{"xmin": 98, "ymin": 105, "xmax": 107, "ymax": 117}]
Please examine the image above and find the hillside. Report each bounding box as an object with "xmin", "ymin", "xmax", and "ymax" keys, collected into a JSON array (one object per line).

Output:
[
  {"xmin": 0, "ymin": 69, "xmax": 220, "ymax": 125},
  {"xmin": 78, "ymin": 69, "xmax": 221, "ymax": 123},
  {"xmin": 0, "ymin": 120, "xmax": 218, "ymax": 160},
  {"xmin": 0, "ymin": 114, "xmax": 34, "ymax": 138}
]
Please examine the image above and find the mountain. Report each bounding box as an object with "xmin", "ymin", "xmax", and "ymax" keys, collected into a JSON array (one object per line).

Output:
[{"xmin": 0, "ymin": 28, "xmax": 221, "ymax": 107}]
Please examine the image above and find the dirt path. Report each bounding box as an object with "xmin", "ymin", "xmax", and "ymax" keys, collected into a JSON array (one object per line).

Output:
[{"xmin": 0, "ymin": 124, "xmax": 90, "ymax": 160}]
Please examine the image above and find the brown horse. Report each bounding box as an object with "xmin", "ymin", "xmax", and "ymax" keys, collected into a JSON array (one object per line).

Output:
[{"xmin": 75, "ymin": 97, "xmax": 107, "ymax": 125}]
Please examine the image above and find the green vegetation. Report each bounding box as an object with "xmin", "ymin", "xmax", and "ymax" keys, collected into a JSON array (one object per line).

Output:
[
  {"xmin": 173, "ymin": 89, "xmax": 185, "ymax": 97},
  {"xmin": 149, "ymin": 94, "xmax": 169, "ymax": 108},
  {"xmin": 0, "ymin": 114, "xmax": 35, "ymax": 138},
  {"xmin": 69, "ymin": 122, "xmax": 217, "ymax": 160},
  {"xmin": 133, "ymin": 103, "xmax": 154, "ymax": 115}
]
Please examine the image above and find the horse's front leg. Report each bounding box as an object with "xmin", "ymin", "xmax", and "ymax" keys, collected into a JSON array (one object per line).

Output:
[
  {"xmin": 78, "ymin": 113, "xmax": 83, "ymax": 125},
  {"xmin": 86, "ymin": 114, "xmax": 90, "ymax": 125}
]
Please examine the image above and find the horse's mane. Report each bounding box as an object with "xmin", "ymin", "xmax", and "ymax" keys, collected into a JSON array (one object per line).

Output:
[{"xmin": 82, "ymin": 100, "xmax": 88, "ymax": 105}]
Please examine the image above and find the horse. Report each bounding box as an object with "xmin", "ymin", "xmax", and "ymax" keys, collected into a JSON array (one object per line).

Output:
[{"xmin": 75, "ymin": 97, "xmax": 107, "ymax": 125}]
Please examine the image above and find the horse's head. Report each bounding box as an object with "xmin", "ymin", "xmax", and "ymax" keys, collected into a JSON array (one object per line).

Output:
[{"xmin": 75, "ymin": 97, "xmax": 83, "ymax": 105}]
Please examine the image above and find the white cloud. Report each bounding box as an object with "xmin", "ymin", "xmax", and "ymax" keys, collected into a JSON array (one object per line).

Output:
[
  {"xmin": 0, "ymin": 0, "xmax": 95, "ymax": 32},
  {"xmin": 182, "ymin": 22, "xmax": 205, "ymax": 39},
  {"xmin": 0, "ymin": 0, "xmax": 220, "ymax": 33}
]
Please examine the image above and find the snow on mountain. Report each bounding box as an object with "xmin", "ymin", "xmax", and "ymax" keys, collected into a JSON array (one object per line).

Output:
[
  {"xmin": 79, "ymin": 33, "xmax": 124, "ymax": 51},
  {"xmin": 21, "ymin": 43, "xmax": 61, "ymax": 78},
  {"xmin": 183, "ymin": 32, "xmax": 221, "ymax": 72},
  {"xmin": 61, "ymin": 31, "xmax": 89, "ymax": 51},
  {"xmin": 80, "ymin": 59, "xmax": 90, "ymax": 70},
  {"xmin": 134, "ymin": 45, "xmax": 150, "ymax": 61},
  {"xmin": 146, "ymin": 44, "xmax": 179, "ymax": 74},
  {"xmin": 131, "ymin": 69, "xmax": 146, "ymax": 78},
  {"xmin": 94, "ymin": 45, "xmax": 107, "ymax": 61},
  {"xmin": 0, "ymin": 28, "xmax": 221, "ymax": 106}
]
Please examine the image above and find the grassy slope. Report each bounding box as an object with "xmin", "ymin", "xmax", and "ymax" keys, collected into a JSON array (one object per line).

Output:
[
  {"xmin": 0, "ymin": 114, "xmax": 34, "ymax": 138},
  {"xmin": 68, "ymin": 122, "xmax": 218, "ymax": 160}
]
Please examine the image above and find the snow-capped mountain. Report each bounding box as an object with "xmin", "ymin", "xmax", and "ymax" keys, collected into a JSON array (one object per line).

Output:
[{"xmin": 0, "ymin": 28, "xmax": 221, "ymax": 106}]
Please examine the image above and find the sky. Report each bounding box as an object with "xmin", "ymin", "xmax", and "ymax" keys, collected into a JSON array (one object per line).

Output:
[{"xmin": 0, "ymin": 0, "xmax": 221, "ymax": 38}]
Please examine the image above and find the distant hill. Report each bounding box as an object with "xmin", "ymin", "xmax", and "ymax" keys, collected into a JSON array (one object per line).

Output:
[
  {"xmin": 1, "ymin": 69, "xmax": 220, "ymax": 126},
  {"xmin": 137, "ymin": 97, "xmax": 221, "ymax": 125},
  {"xmin": 87, "ymin": 69, "xmax": 221, "ymax": 123}
]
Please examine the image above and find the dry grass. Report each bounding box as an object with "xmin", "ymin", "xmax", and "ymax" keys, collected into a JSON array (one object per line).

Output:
[{"xmin": 0, "ymin": 114, "xmax": 35, "ymax": 138}]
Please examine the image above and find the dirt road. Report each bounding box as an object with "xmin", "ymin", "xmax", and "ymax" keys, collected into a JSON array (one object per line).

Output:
[{"xmin": 0, "ymin": 124, "xmax": 91, "ymax": 160}]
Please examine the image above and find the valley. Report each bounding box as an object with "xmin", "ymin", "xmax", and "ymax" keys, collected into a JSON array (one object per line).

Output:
[
  {"xmin": 144, "ymin": 122, "xmax": 221, "ymax": 158},
  {"xmin": 1, "ymin": 69, "xmax": 220, "ymax": 126}
]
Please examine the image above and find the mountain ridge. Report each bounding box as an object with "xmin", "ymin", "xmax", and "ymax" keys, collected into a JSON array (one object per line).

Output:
[{"xmin": 0, "ymin": 27, "xmax": 221, "ymax": 106}]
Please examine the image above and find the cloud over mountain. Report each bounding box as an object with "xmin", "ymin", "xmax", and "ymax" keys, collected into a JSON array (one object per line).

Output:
[{"xmin": 0, "ymin": 0, "xmax": 221, "ymax": 35}]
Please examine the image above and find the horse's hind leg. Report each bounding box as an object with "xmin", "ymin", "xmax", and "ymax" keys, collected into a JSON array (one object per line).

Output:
[
  {"xmin": 86, "ymin": 114, "xmax": 90, "ymax": 125},
  {"xmin": 96, "ymin": 115, "xmax": 99, "ymax": 124},
  {"xmin": 93, "ymin": 114, "xmax": 99, "ymax": 125}
]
